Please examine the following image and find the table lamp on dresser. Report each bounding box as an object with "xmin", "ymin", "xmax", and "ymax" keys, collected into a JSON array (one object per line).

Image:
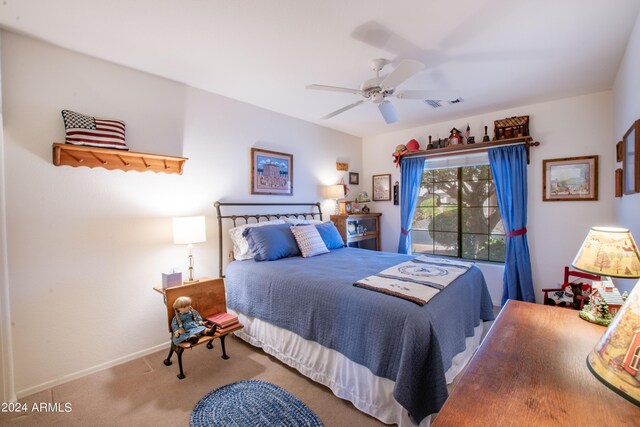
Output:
[
  {"xmin": 172, "ymin": 216, "xmax": 206, "ymax": 284},
  {"xmin": 324, "ymin": 184, "xmax": 345, "ymax": 215},
  {"xmin": 572, "ymin": 226, "xmax": 640, "ymax": 406}
]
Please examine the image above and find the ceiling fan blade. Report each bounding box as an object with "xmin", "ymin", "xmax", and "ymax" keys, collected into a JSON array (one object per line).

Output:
[
  {"xmin": 395, "ymin": 89, "xmax": 461, "ymax": 101},
  {"xmin": 306, "ymin": 84, "xmax": 362, "ymax": 95},
  {"xmin": 322, "ymin": 100, "xmax": 365, "ymax": 119},
  {"xmin": 380, "ymin": 59, "xmax": 425, "ymax": 90},
  {"xmin": 378, "ymin": 101, "xmax": 399, "ymax": 124}
]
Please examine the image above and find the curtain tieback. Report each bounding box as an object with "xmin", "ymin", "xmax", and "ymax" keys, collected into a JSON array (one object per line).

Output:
[
  {"xmin": 506, "ymin": 227, "xmax": 527, "ymax": 237},
  {"xmin": 401, "ymin": 228, "xmax": 411, "ymax": 236}
]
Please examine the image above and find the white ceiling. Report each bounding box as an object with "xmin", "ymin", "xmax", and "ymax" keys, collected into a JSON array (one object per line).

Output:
[{"xmin": 1, "ymin": 0, "xmax": 639, "ymax": 138}]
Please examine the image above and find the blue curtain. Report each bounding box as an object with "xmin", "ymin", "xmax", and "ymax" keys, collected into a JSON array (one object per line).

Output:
[
  {"xmin": 488, "ymin": 144, "xmax": 534, "ymax": 305},
  {"xmin": 397, "ymin": 156, "xmax": 426, "ymax": 254}
]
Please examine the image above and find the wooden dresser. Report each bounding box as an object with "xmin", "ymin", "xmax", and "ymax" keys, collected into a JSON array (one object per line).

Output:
[{"xmin": 433, "ymin": 300, "xmax": 639, "ymax": 426}]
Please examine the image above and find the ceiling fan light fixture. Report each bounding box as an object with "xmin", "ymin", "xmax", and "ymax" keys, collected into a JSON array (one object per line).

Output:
[
  {"xmin": 371, "ymin": 92, "xmax": 384, "ymax": 103},
  {"xmin": 378, "ymin": 101, "xmax": 399, "ymax": 124}
]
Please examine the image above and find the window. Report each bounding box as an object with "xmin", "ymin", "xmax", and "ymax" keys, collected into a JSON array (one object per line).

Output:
[{"xmin": 411, "ymin": 164, "xmax": 506, "ymax": 262}]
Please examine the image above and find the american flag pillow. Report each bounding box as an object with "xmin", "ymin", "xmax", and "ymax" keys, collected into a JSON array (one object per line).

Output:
[{"xmin": 61, "ymin": 110, "xmax": 128, "ymax": 150}]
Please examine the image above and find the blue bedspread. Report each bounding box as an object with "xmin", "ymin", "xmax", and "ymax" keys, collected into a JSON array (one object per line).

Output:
[{"xmin": 225, "ymin": 247, "xmax": 494, "ymax": 423}]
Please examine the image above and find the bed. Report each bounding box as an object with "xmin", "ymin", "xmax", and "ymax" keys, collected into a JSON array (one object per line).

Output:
[{"xmin": 215, "ymin": 201, "xmax": 495, "ymax": 426}]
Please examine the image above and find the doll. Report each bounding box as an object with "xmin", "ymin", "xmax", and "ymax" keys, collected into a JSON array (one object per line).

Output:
[{"xmin": 171, "ymin": 296, "xmax": 216, "ymax": 345}]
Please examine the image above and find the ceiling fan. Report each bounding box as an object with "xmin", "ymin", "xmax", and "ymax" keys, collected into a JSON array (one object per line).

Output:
[{"xmin": 306, "ymin": 58, "xmax": 460, "ymax": 124}]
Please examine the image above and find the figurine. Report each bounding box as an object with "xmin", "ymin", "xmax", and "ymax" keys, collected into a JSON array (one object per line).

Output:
[
  {"xmin": 449, "ymin": 128, "xmax": 462, "ymax": 145},
  {"xmin": 171, "ymin": 296, "xmax": 216, "ymax": 345}
]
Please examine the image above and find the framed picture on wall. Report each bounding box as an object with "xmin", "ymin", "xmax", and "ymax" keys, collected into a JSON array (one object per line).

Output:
[
  {"xmin": 349, "ymin": 172, "xmax": 359, "ymax": 185},
  {"xmin": 623, "ymin": 119, "xmax": 640, "ymax": 194},
  {"xmin": 251, "ymin": 148, "xmax": 293, "ymax": 195},
  {"xmin": 542, "ymin": 155, "xmax": 598, "ymax": 201},
  {"xmin": 372, "ymin": 174, "xmax": 391, "ymax": 201}
]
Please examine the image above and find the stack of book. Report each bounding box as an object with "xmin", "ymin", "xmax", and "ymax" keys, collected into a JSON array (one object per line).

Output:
[{"xmin": 206, "ymin": 312, "xmax": 240, "ymax": 335}]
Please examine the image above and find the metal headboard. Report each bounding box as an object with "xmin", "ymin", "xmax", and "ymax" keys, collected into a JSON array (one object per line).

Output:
[{"xmin": 213, "ymin": 201, "xmax": 323, "ymax": 278}]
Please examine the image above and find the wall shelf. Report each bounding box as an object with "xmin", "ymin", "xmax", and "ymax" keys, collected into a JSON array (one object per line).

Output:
[
  {"xmin": 401, "ymin": 136, "xmax": 540, "ymax": 164},
  {"xmin": 52, "ymin": 143, "xmax": 187, "ymax": 174}
]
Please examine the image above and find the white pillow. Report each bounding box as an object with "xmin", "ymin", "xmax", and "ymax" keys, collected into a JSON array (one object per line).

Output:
[
  {"xmin": 229, "ymin": 220, "xmax": 286, "ymax": 260},
  {"xmin": 283, "ymin": 217, "xmax": 324, "ymax": 225},
  {"xmin": 290, "ymin": 225, "xmax": 329, "ymax": 258}
]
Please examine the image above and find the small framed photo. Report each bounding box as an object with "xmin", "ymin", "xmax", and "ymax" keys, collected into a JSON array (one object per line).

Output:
[
  {"xmin": 616, "ymin": 140, "xmax": 623, "ymax": 163},
  {"xmin": 344, "ymin": 201, "xmax": 352, "ymax": 214},
  {"xmin": 349, "ymin": 172, "xmax": 359, "ymax": 185},
  {"xmin": 615, "ymin": 168, "xmax": 623, "ymax": 198},
  {"xmin": 251, "ymin": 148, "xmax": 293, "ymax": 196},
  {"xmin": 372, "ymin": 174, "xmax": 391, "ymax": 201},
  {"xmin": 542, "ymin": 156, "xmax": 598, "ymax": 201}
]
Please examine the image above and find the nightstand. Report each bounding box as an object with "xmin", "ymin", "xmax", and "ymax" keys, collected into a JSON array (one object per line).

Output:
[
  {"xmin": 153, "ymin": 277, "xmax": 243, "ymax": 379},
  {"xmin": 330, "ymin": 213, "xmax": 381, "ymax": 251}
]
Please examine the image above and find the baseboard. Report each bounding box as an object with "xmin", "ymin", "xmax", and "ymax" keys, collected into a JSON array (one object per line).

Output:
[{"xmin": 16, "ymin": 342, "xmax": 169, "ymax": 399}]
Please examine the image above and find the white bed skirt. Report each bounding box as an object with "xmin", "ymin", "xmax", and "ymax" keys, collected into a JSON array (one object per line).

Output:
[{"xmin": 229, "ymin": 309, "xmax": 483, "ymax": 426}]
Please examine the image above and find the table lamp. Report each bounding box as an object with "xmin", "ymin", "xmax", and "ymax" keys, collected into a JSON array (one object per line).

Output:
[
  {"xmin": 172, "ymin": 216, "xmax": 206, "ymax": 284},
  {"xmin": 572, "ymin": 226, "xmax": 640, "ymax": 406},
  {"xmin": 324, "ymin": 184, "xmax": 344, "ymax": 215}
]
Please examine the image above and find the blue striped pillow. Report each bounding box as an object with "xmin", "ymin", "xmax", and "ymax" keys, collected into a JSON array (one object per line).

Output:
[{"xmin": 291, "ymin": 225, "xmax": 329, "ymax": 258}]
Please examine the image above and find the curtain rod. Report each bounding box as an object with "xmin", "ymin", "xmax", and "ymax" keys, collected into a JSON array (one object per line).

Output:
[{"xmin": 401, "ymin": 136, "xmax": 540, "ymax": 164}]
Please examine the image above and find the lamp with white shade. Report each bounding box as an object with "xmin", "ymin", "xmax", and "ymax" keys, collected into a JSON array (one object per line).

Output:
[
  {"xmin": 324, "ymin": 184, "xmax": 344, "ymax": 215},
  {"xmin": 172, "ymin": 216, "xmax": 206, "ymax": 284}
]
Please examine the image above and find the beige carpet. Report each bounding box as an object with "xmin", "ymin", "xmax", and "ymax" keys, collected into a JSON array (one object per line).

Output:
[{"xmin": 2, "ymin": 310, "xmax": 498, "ymax": 427}]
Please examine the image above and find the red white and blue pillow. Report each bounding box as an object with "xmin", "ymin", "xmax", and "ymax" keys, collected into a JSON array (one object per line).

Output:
[{"xmin": 61, "ymin": 110, "xmax": 128, "ymax": 150}]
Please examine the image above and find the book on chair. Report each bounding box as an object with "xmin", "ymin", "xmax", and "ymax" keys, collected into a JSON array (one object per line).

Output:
[{"xmin": 206, "ymin": 312, "xmax": 238, "ymax": 327}]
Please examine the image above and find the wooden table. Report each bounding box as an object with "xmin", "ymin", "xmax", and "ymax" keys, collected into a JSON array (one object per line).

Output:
[{"xmin": 433, "ymin": 300, "xmax": 639, "ymax": 426}]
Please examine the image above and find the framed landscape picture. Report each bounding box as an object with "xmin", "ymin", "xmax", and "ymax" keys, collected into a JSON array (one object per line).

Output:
[
  {"xmin": 543, "ymin": 155, "xmax": 598, "ymax": 201},
  {"xmin": 372, "ymin": 174, "xmax": 391, "ymax": 201},
  {"xmin": 251, "ymin": 148, "xmax": 293, "ymax": 195}
]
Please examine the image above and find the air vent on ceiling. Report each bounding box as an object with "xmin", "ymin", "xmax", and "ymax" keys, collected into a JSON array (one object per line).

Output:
[
  {"xmin": 424, "ymin": 97, "xmax": 464, "ymax": 109},
  {"xmin": 425, "ymin": 100, "xmax": 442, "ymax": 108}
]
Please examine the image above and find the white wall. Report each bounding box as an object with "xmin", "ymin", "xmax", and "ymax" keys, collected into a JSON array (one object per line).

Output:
[
  {"xmin": 1, "ymin": 31, "xmax": 361, "ymax": 396},
  {"xmin": 613, "ymin": 11, "xmax": 640, "ymax": 294},
  {"xmin": 363, "ymin": 92, "xmax": 615, "ymax": 305},
  {"xmin": 0, "ymin": 31, "xmax": 17, "ymax": 404}
]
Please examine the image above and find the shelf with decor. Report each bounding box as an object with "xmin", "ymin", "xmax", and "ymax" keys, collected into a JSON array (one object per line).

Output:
[
  {"xmin": 52, "ymin": 143, "xmax": 188, "ymax": 175},
  {"xmin": 401, "ymin": 136, "xmax": 540, "ymax": 164}
]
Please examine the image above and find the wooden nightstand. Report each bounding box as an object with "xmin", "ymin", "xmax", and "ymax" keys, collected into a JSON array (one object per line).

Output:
[
  {"xmin": 153, "ymin": 277, "xmax": 243, "ymax": 379},
  {"xmin": 330, "ymin": 213, "xmax": 381, "ymax": 251}
]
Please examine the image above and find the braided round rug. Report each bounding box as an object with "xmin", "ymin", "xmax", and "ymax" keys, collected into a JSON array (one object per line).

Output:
[{"xmin": 190, "ymin": 380, "xmax": 323, "ymax": 427}]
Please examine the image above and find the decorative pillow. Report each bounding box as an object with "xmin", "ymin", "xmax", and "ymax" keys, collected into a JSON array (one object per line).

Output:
[
  {"xmin": 283, "ymin": 217, "xmax": 323, "ymax": 225},
  {"xmin": 315, "ymin": 221, "xmax": 345, "ymax": 249},
  {"xmin": 61, "ymin": 109, "xmax": 128, "ymax": 150},
  {"xmin": 291, "ymin": 225, "xmax": 330, "ymax": 258},
  {"xmin": 228, "ymin": 220, "xmax": 286, "ymax": 260},
  {"xmin": 243, "ymin": 223, "xmax": 300, "ymax": 262}
]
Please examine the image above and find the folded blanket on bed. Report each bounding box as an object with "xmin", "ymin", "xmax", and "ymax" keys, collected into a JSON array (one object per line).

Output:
[{"xmin": 353, "ymin": 256, "xmax": 474, "ymax": 305}]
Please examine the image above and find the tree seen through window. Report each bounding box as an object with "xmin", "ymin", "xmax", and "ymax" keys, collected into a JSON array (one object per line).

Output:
[{"xmin": 411, "ymin": 164, "xmax": 506, "ymax": 262}]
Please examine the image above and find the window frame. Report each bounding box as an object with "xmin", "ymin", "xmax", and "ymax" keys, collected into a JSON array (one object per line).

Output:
[{"xmin": 412, "ymin": 161, "xmax": 505, "ymax": 263}]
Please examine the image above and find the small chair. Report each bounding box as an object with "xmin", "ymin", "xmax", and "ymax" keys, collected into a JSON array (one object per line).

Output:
[
  {"xmin": 162, "ymin": 280, "xmax": 235, "ymax": 379},
  {"xmin": 542, "ymin": 266, "xmax": 601, "ymax": 310}
]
